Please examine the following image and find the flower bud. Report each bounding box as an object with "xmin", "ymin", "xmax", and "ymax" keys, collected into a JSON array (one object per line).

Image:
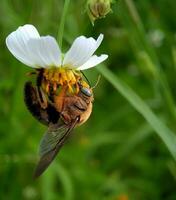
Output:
[{"xmin": 87, "ymin": 0, "xmax": 112, "ymax": 24}]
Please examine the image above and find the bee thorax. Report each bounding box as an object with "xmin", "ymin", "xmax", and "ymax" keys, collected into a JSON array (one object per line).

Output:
[{"xmin": 58, "ymin": 95, "xmax": 92, "ymax": 125}]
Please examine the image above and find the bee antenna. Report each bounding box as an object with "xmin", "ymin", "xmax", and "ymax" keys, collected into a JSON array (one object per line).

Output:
[
  {"xmin": 80, "ymin": 71, "xmax": 91, "ymax": 86},
  {"xmin": 92, "ymin": 75, "xmax": 101, "ymax": 89}
]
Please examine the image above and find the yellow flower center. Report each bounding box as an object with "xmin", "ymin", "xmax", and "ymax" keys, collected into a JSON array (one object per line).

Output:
[{"xmin": 42, "ymin": 67, "xmax": 82, "ymax": 94}]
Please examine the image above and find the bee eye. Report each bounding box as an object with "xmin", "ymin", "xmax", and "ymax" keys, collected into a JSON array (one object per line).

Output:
[{"xmin": 81, "ymin": 87, "xmax": 92, "ymax": 97}]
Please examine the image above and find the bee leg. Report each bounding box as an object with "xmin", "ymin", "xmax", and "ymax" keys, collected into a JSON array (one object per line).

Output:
[
  {"xmin": 36, "ymin": 86, "xmax": 48, "ymax": 109},
  {"xmin": 60, "ymin": 103, "xmax": 85, "ymax": 124},
  {"xmin": 24, "ymin": 81, "xmax": 60, "ymax": 126},
  {"xmin": 61, "ymin": 112, "xmax": 80, "ymax": 125},
  {"xmin": 36, "ymin": 86, "xmax": 60, "ymax": 124},
  {"xmin": 60, "ymin": 112, "xmax": 72, "ymax": 124}
]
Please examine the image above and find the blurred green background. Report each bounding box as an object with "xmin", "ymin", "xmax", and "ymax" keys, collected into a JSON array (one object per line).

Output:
[{"xmin": 1, "ymin": 0, "xmax": 176, "ymax": 199}]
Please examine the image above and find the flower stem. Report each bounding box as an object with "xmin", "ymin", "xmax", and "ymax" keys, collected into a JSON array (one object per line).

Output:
[{"xmin": 57, "ymin": 0, "xmax": 70, "ymax": 50}]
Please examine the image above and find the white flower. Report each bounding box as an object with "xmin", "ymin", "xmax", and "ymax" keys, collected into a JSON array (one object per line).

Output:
[{"xmin": 6, "ymin": 24, "xmax": 108, "ymax": 70}]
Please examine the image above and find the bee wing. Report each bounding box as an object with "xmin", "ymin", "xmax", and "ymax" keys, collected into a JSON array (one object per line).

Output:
[{"xmin": 34, "ymin": 117, "xmax": 79, "ymax": 178}]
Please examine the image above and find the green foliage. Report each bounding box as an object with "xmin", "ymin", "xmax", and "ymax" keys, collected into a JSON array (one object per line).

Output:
[{"xmin": 0, "ymin": 0, "xmax": 176, "ymax": 199}]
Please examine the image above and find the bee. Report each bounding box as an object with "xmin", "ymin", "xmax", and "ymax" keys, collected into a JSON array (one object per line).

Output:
[{"xmin": 24, "ymin": 69, "xmax": 94, "ymax": 178}]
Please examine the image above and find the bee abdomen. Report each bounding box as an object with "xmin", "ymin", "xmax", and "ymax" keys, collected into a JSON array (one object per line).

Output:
[
  {"xmin": 24, "ymin": 82, "xmax": 50, "ymax": 125},
  {"xmin": 24, "ymin": 82, "xmax": 45, "ymax": 122}
]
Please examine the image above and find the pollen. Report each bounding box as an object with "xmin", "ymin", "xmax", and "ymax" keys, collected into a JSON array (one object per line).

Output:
[{"xmin": 42, "ymin": 67, "xmax": 82, "ymax": 94}]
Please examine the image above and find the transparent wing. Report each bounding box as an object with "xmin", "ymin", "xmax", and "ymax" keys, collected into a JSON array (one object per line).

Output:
[
  {"xmin": 34, "ymin": 117, "xmax": 79, "ymax": 178},
  {"xmin": 39, "ymin": 124, "xmax": 69, "ymax": 157}
]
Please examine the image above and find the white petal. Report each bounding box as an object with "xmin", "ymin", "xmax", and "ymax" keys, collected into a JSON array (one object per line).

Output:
[
  {"xmin": 78, "ymin": 54, "xmax": 108, "ymax": 70},
  {"xmin": 6, "ymin": 24, "xmax": 40, "ymax": 67},
  {"xmin": 63, "ymin": 34, "xmax": 104, "ymax": 67},
  {"xmin": 26, "ymin": 36, "xmax": 61, "ymax": 68}
]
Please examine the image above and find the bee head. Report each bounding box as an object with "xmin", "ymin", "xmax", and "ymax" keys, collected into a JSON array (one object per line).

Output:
[
  {"xmin": 78, "ymin": 80, "xmax": 93, "ymax": 99},
  {"xmin": 80, "ymin": 86, "xmax": 92, "ymax": 97}
]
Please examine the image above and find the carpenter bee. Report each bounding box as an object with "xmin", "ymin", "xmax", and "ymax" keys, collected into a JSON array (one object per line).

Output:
[{"xmin": 24, "ymin": 69, "xmax": 94, "ymax": 178}]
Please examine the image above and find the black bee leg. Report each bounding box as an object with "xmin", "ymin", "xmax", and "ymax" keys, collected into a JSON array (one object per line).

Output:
[{"xmin": 24, "ymin": 81, "xmax": 50, "ymax": 126}]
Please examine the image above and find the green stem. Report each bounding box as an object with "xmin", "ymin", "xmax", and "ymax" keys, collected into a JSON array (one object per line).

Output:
[
  {"xmin": 97, "ymin": 65, "xmax": 176, "ymax": 161},
  {"xmin": 57, "ymin": 0, "xmax": 70, "ymax": 50}
]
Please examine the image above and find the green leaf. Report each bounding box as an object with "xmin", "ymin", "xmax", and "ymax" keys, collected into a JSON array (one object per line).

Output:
[{"xmin": 97, "ymin": 65, "xmax": 176, "ymax": 160}]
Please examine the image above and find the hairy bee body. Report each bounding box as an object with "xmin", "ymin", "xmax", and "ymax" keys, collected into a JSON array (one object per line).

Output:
[
  {"xmin": 24, "ymin": 69, "xmax": 93, "ymax": 177},
  {"xmin": 54, "ymin": 86, "xmax": 93, "ymax": 125}
]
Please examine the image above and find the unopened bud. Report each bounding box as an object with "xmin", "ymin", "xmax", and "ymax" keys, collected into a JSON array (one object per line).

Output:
[{"xmin": 87, "ymin": 0, "xmax": 112, "ymax": 25}]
